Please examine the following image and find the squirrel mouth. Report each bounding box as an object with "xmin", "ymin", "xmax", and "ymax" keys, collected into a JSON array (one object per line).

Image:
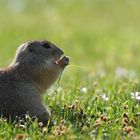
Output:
[{"xmin": 55, "ymin": 55, "xmax": 70, "ymax": 67}]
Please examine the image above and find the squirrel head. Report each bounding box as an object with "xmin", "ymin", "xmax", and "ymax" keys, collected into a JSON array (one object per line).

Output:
[{"xmin": 11, "ymin": 40, "xmax": 69, "ymax": 92}]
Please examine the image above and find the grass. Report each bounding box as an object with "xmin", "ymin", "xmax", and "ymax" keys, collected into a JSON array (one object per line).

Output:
[{"xmin": 0, "ymin": 0, "xmax": 140, "ymax": 139}]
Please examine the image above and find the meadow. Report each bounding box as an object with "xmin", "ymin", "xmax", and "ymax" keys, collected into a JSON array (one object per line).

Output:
[{"xmin": 0, "ymin": 0, "xmax": 140, "ymax": 139}]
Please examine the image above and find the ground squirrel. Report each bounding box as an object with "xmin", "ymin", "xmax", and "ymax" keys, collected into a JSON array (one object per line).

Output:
[{"xmin": 0, "ymin": 40, "xmax": 69, "ymax": 125}]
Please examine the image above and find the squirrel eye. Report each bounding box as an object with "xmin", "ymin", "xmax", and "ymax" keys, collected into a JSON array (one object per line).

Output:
[
  {"xmin": 27, "ymin": 44, "xmax": 33, "ymax": 52},
  {"xmin": 42, "ymin": 43, "xmax": 51, "ymax": 49}
]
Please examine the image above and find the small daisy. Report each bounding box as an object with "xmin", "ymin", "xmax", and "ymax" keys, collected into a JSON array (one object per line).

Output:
[
  {"xmin": 131, "ymin": 92, "xmax": 140, "ymax": 101},
  {"xmin": 101, "ymin": 93, "xmax": 109, "ymax": 101},
  {"xmin": 81, "ymin": 87, "xmax": 88, "ymax": 94}
]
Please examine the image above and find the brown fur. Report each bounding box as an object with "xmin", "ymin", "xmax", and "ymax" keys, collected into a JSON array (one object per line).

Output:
[{"xmin": 0, "ymin": 40, "xmax": 69, "ymax": 125}]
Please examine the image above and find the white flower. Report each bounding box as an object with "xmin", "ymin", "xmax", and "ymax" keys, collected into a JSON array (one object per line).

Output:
[
  {"xmin": 131, "ymin": 92, "xmax": 140, "ymax": 101},
  {"xmin": 81, "ymin": 87, "xmax": 88, "ymax": 93},
  {"xmin": 116, "ymin": 67, "xmax": 136, "ymax": 79},
  {"xmin": 101, "ymin": 93, "xmax": 109, "ymax": 101}
]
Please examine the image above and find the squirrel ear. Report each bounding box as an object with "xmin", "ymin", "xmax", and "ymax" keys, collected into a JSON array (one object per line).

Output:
[{"xmin": 42, "ymin": 42, "xmax": 51, "ymax": 49}]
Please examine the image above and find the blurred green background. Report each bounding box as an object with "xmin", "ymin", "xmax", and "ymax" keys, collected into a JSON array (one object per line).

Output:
[
  {"xmin": 1, "ymin": 1, "xmax": 140, "ymax": 138},
  {"xmin": 0, "ymin": 0, "xmax": 140, "ymax": 83}
]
